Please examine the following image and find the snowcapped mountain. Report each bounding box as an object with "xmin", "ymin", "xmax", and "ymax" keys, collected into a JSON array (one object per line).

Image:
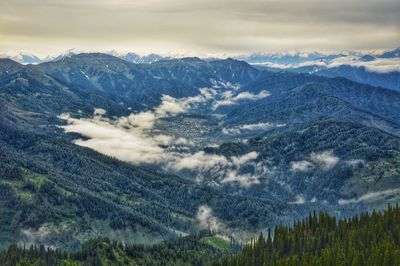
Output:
[
  {"xmin": 45, "ymin": 49, "xmax": 169, "ymax": 64},
  {"xmin": 1, "ymin": 48, "xmax": 399, "ymax": 68},
  {"xmin": 234, "ymin": 48, "xmax": 399, "ymax": 67},
  {"xmin": 116, "ymin": 52, "xmax": 168, "ymax": 64},
  {"xmin": 237, "ymin": 48, "xmax": 400, "ymax": 91},
  {"xmin": 0, "ymin": 49, "xmax": 169, "ymax": 64},
  {"xmin": 234, "ymin": 51, "xmax": 342, "ymax": 65},
  {"xmin": 0, "ymin": 51, "xmax": 43, "ymax": 64},
  {"xmin": 42, "ymin": 48, "xmax": 81, "ymax": 62}
]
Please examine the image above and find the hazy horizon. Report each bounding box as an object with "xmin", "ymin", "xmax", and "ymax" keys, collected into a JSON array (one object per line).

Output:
[
  {"xmin": 1, "ymin": 0, "xmax": 399, "ymax": 56},
  {"xmin": 1, "ymin": 47, "xmax": 399, "ymax": 60}
]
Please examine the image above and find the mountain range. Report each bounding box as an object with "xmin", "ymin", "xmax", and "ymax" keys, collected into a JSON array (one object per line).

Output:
[
  {"xmin": 2, "ymin": 47, "xmax": 399, "ymax": 91},
  {"xmin": 0, "ymin": 52, "xmax": 399, "ymax": 250}
]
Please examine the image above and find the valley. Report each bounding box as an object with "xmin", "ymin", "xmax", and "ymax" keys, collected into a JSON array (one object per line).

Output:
[{"xmin": 0, "ymin": 52, "xmax": 399, "ymax": 254}]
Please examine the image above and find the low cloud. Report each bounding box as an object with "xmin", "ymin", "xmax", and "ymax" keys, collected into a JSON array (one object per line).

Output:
[
  {"xmin": 20, "ymin": 223, "xmax": 59, "ymax": 249},
  {"xmin": 60, "ymin": 89, "xmax": 266, "ymax": 188},
  {"xmin": 196, "ymin": 205, "xmax": 225, "ymax": 232},
  {"xmin": 346, "ymin": 159, "xmax": 366, "ymax": 167},
  {"xmin": 60, "ymin": 88, "xmax": 218, "ymax": 164},
  {"xmin": 259, "ymin": 56, "xmax": 400, "ymax": 74},
  {"xmin": 62, "ymin": 116, "xmax": 167, "ymax": 164},
  {"xmin": 338, "ymin": 188, "xmax": 400, "ymax": 205},
  {"xmin": 116, "ymin": 87, "xmax": 217, "ymax": 131},
  {"xmin": 210, "ymin": 79, "xmax": 240, "ymax": 90},
  {"xmin": 93, "ymin": 108, "xmax": 106, "ymax": 116},
  {"xmin": 290, "ymin": 160, "xmax": 314, "ymax": 172},
  {"xmin": 310, "ymin": 197, "xmax": 317, "ymax": 203},
  {"xmin": 327, "ymin": 57, "xmax": 400, "ymax": 73},
  {"xmin": 173, "ymin": 151, "xmax": 229, "ymax": 172},
  {"xmin": 213, "ymin": 90, "xmax": 270, "ymax": 109},
  {"xmin": 173, "ymin": 151, "xmax": 263, "ymax": 187},
  {"xmin": 310, "ymin": 151, "xmax": 339, "ymax": 170},
  {"xmin": 221, "ymin": 170, "xmax": 261, "ymax": 187},
  {"xmin": 290, "ymin": 195, "xmax": 305, "ymax": 205},
  {"xmin": 290, "ymin": 150, "xmax": 339, "ymax": 172},
  {"xmin": 222, "ymin": 122, "xmax": 285, "ymax": 135},
  {"xmin": 155, "ymin": 88, "xmax": 216, "ymax": 117}
]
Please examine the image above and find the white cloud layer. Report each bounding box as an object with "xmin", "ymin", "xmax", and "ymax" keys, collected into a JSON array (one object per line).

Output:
[
  {"xmin": 174, "ymin": 151, "xmax": 263, "ymax": 187},
  {"xmin": 223, "ymin": 122, "xmax": 286, "ymax": 135},
  {"xmin": 290, "ymin": 195, "xmax": 305, "ymax": 205},
  {"xmin": 61, "ymin": 115, "xmax": 167, "ymax": 164},
  {"xmin": 290, "ymin": 160, "xmax": 314, "ymax": 172},
  {"xmin": 116, "ymin": 87, "xmax": 217, "ymax": 131},
  {"xmin": 310, "ymin": 151, "xmax": 339, "ymax": 170},
  {"xmin": 60, "ymin": 89, "xmax": 266, "ymax": 187},
  {"xmin": 213, "ymin": 90, "xmax": 270, "ymax": 109},
  {"xmin": 290, "ymin": 150, "xmax": 339, "ymax": 172},
  {"xmin": 20, "ymin": 223, "xmax": 60, "ymax": 249},
  {"xmin": 196, "ymin": 205, "xmax": 225, "ymax": 232},
  {"xmin": 338, "ymin": 189, "xmax": 400, "ymax": 205},
  {"xmin": 260, "ymin": 56, "xmax": 400, "ymax": 74},
  {"xmin": 327, "ymin": 57, "xmax": 400, "ymax": 73},
  {"xmin": 60, "ymin": 89, "xmax": 216, "ymax": 165}
]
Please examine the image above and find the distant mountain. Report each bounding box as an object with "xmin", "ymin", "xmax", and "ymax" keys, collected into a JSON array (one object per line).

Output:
[
  {"xmin": 244, "ymin": 48, "xmax": 400, "ymax": 91},
  {"xmin": 0, "ymin": 49, "xmax": 170, "ymax": 65},
  {"xmin": 34, "ymin": 53, "xmax": 260, "ymax": 106},
  {"xmin": 2, "ymin": 47, "xmax": 398, "ymax": 67},
  {"xmin": 0, "ymin": 52, "xmax": 43, "ymax": 64},
  {"xmin": 289, "ymin": 64, "xmax": 400, "ymax": 91},
  {"xmin": 234, "ymin": 51, "xmax": 348, "ymax": 65},
  {"xmin": 224, "ymin": 71, "xmax": 400, "ymax": 133},
  {"xmin": 378, "ymin": 47, "xmax": 400, "ymax": 58},
  {"xmin": 117, "ymin": 52, "xmax": 167, "ymax": 64},
  {"xmin": 234, "ymin": 48, "xmax": 400, "ymax": 66}
]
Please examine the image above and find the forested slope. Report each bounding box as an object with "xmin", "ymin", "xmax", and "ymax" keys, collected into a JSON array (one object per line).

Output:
[
  {"xmin": 0, "ymin": 231, "xmax": 237, "ymax": 266},
  {"xmin": 213, "ymin": 205, "xmax": 400, "ymax": 266},
  {"xmin": 2, "ymin": 206, "xmax": 399, "ymax": 266},
  {"xmin": 1, "ymin": 54, "xmax": 400, "ymax": 250}
]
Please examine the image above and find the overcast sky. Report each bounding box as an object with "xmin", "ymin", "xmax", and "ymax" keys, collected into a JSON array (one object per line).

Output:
[{"xmin": 0, "ymin": 0, "xmax": 399, "ymax": 56}]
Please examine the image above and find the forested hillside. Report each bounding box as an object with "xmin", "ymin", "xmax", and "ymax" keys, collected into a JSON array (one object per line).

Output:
[
  {"xmin": 2, "ymin": 206, "xmax": 399, "ymax": 266},
  {"xmin": 0, "ymin": 231, "xmax": 237, "ymax": 266},
  {"xmin": 213, "ymin": 205, "xmax": 400, "ymax": 266},
  {"xmin": 1, "ymin": 54, "xmax": 399, "ymax": 250},
  {"xmin": 1, "ymin": 0, "xmax": 399, "ymax": 261},
  {"xmin": 213, "ymin": 121, "xmax": 400, "ymax": 205}
]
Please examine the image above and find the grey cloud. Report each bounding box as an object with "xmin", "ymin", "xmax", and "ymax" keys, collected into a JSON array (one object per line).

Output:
[{"xmin": 0, "ymin": 0, "xmax": 398, "ymax": 55}]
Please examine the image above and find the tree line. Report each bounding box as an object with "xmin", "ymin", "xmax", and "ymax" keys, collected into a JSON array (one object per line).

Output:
[{"xmin": 212, "ymin": 204, "xmax": 400, "ymax": 266}]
